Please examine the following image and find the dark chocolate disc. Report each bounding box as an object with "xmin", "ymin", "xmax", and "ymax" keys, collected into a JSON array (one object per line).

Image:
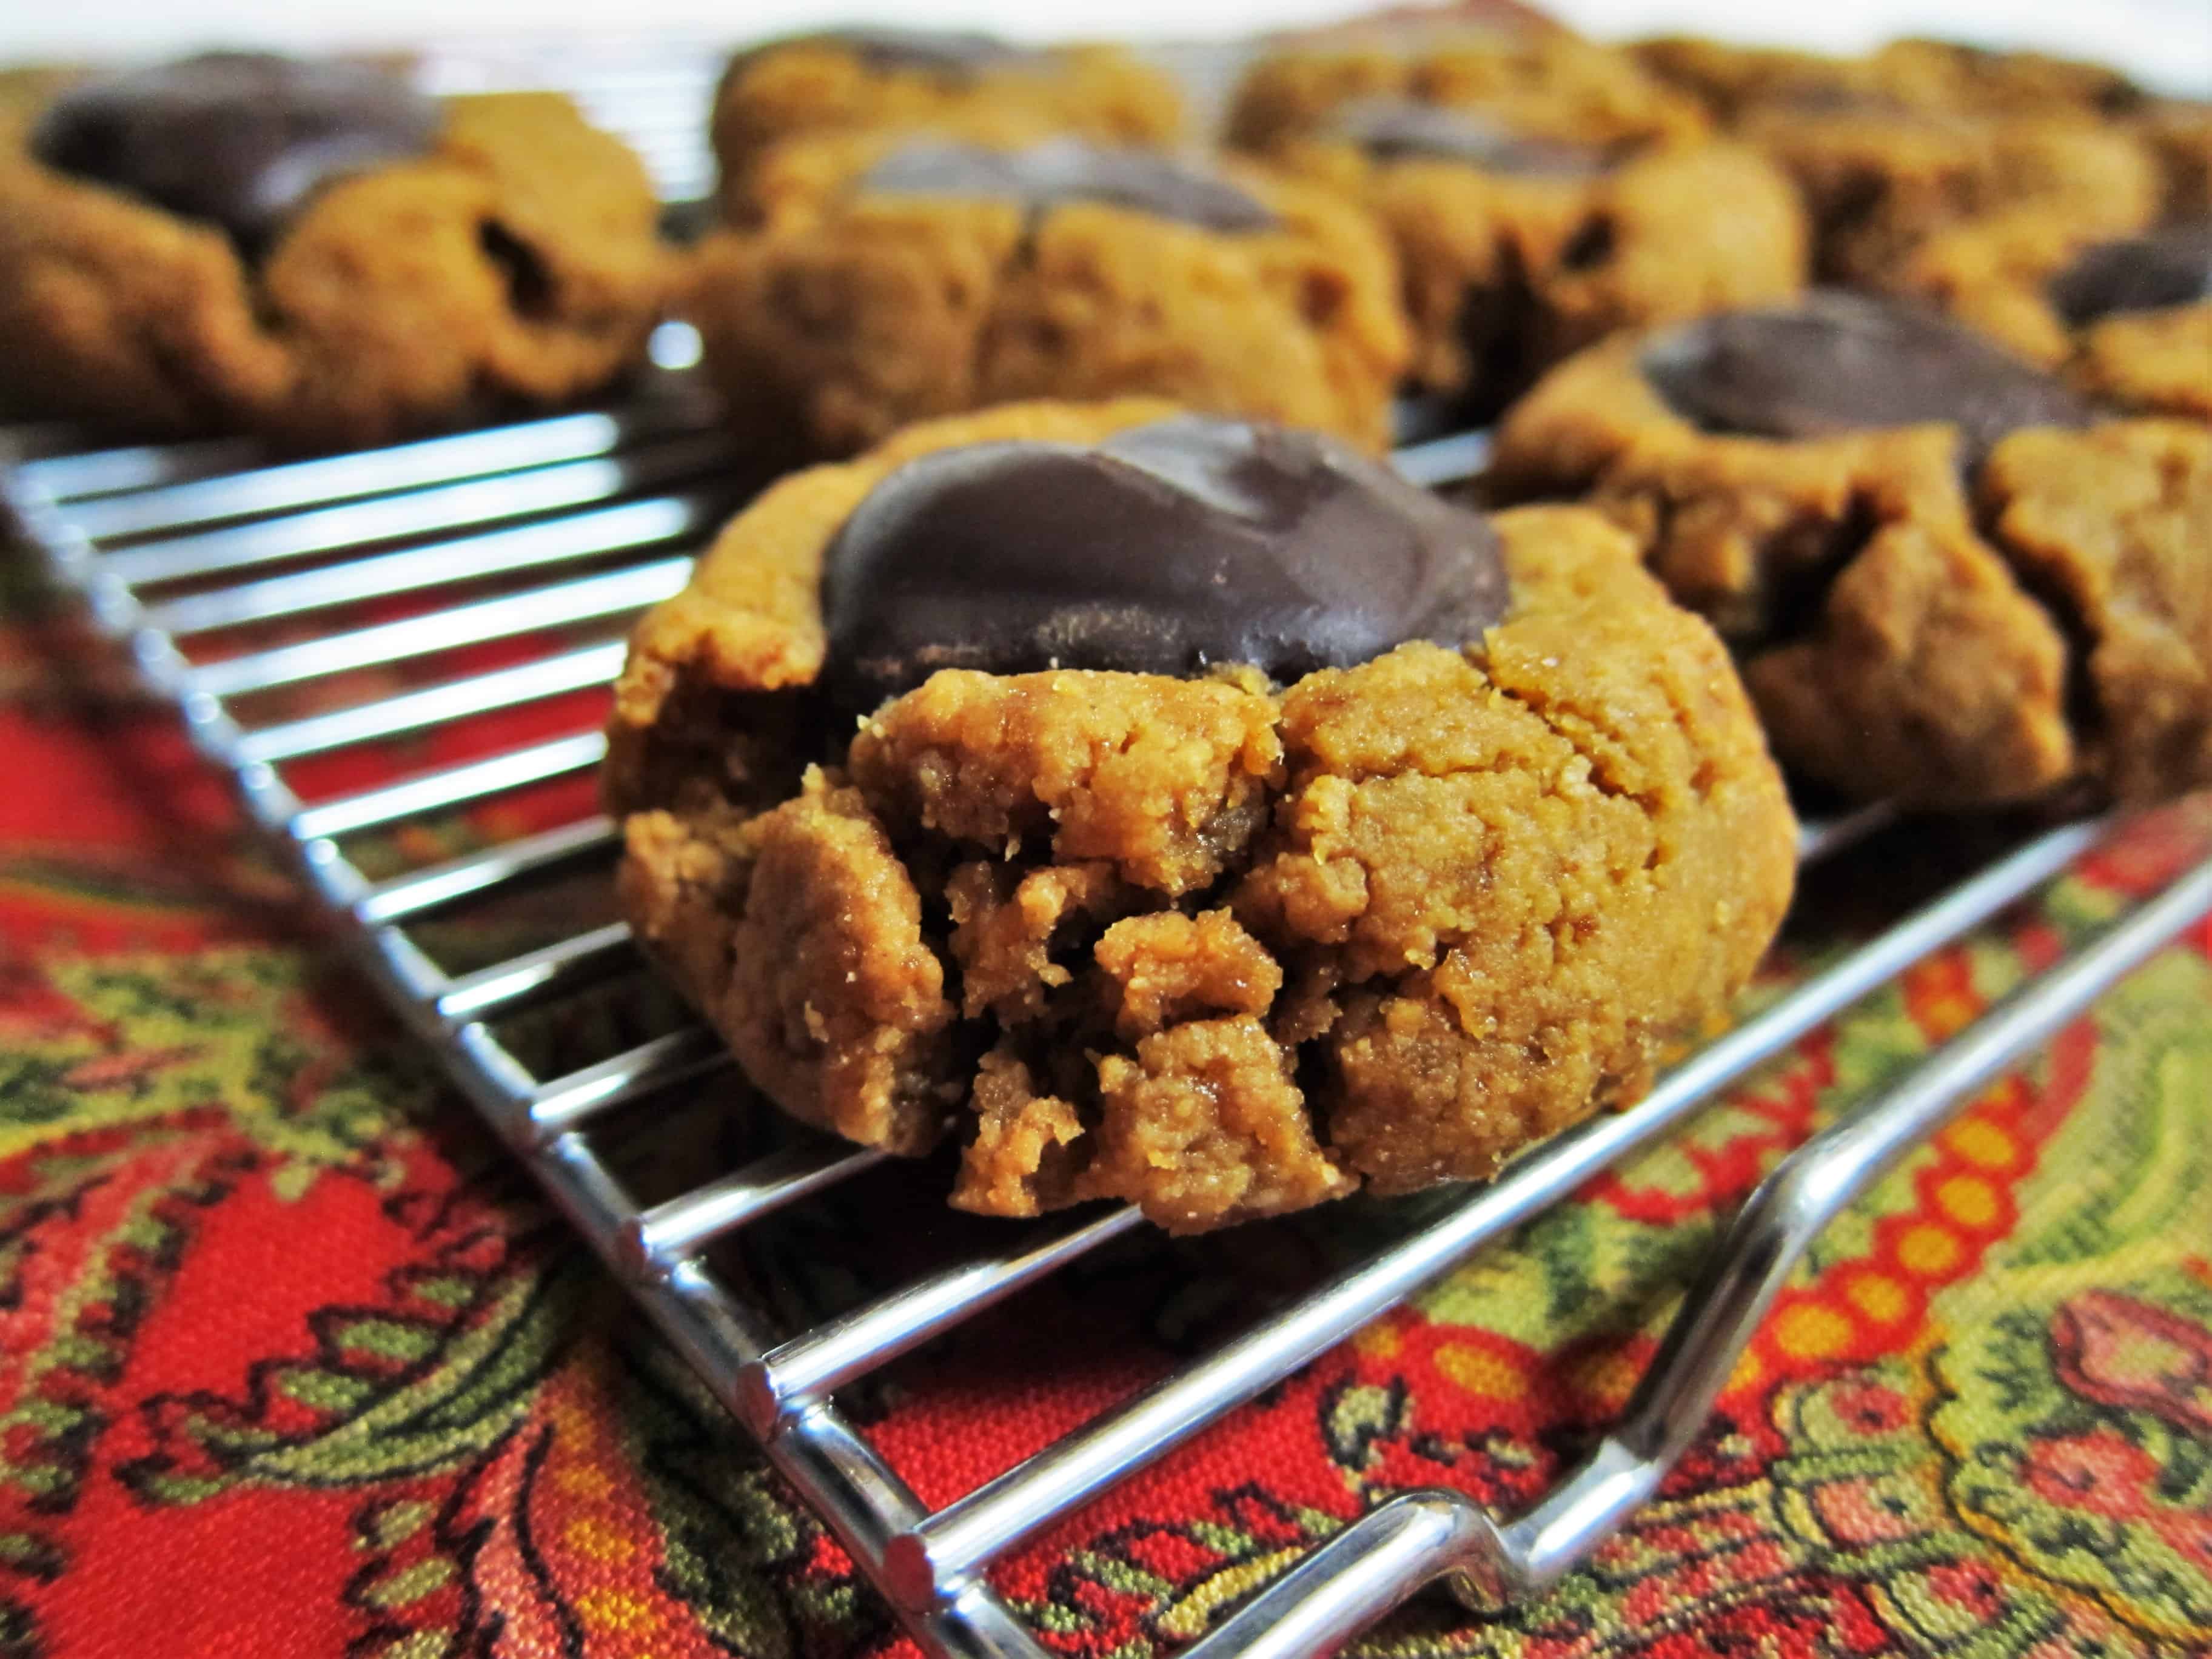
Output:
[
  {"xmin": 30, "ymin": 51, "xmax": 440, "ymax": 249},
  {"xmin": 1641, "ymin": 292, "xmax": 2094, "ymax": 460},
  {"xmin": 820, "ymin": 414, "xmax": 1510, "ymax": 709},
  {"xmin": 2046, "ymin": 223, "xmax": 2212, "ymax": 326},
  {"xmin": 1333, "ymin": 98, "xmax": 1610, "ymax": 176},
  {"xmin": 860, "ymin": 138, "xmax": 1277, "ymax": 233}
]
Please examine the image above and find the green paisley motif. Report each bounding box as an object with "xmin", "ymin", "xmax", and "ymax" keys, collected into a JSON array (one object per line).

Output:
[
  {"xmin": 0, "ymin": 948, "xmax": 438, "ymax": 1193},
  {"xmin": 122, "ymin": 1230, "xmax": 585, "ymax": 1506},
  {"xmin": 1930, "ymin": 1272, "xmax": 2212, "ymax": 1643},
  {"xmin": 1998, "ymin": 951, "xmax": 2212, "ymax": 1274},
  {"xmin": 614, "ymin": 1331, "xmax": 867, "ymax": 1659}
]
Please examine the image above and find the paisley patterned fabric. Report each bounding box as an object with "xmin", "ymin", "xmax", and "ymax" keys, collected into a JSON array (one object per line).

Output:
[{"xmin": 1, "ymin": 555, "xmax": 2209, "ymax": 1659}]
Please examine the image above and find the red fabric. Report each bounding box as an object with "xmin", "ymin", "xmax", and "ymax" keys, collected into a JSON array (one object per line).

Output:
[{"xmin": 3, "ymin": 594, "xmax": 2211, "ymax": 1659}]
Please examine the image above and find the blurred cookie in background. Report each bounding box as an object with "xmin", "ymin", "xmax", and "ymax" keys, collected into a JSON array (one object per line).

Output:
[
  {"xmin": 1861, "ymin": 36, "xmax": 2149, "ymax": 119},
  {"xmin": 0, "ymin": 51, "xmax": 667, "ymax": 447},
  {"xmin": 1224, "ymin": 3, "xmax": 1657, "ymax": 155},
  {"xmin": 1226, "ymin": 19, "xmax": 1804, "ymax": 413},
  {"xmin": 1628, "ymin": 37, "xmax": 1879, "ymax": 125},
  {"xmin": 1632, "ymin": 33, "xmax": 2168, "ymax": 286},
  {"xmin": 680, "ymin": 133, "xmax": 1409, "ymax": 459},
  {"xmin": 2130, "ymin": 97, "xmax": 2212, "ymax": 220},
  {"xmin": 1635, "ymin": 33, "xmax": 2148, "ymax": 125},
  {"xmin": 709, "ymin": 29, "xmax": 1184, "ymax": 224},
  {"xmin": 1898, "ymin": 216, "xmax": 2211, "ymax": 418},
  {"xmin": 1491, "ymin": 292, "xmax": 2211, "ymax": 811},
  {"xmin": 1737, "ymin": 95, "xmax": 2160, "ymax": 286}
]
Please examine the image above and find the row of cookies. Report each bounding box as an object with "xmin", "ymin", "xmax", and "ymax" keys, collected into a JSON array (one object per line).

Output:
[
  {"xmin": 604, "ymin": 22, "xmax": 1787, "ymax": 1233},
  {"xmin": 5, "ymin": 27, "xmax": 2198, "ymax": 445},
  {"xmin": 1619, "ymin": 32, "xmax": 2211, "ymax": 425},
  {"xmin": 1476, "ymin": 34, "xmax": 2209, "ymax": 812},
  {"xmin": 691, "ymin": 19, "xmax": 1806, "ymax": 451},
  {"xmin": 4, "ymin": 25, "xmax": 2205, "ymax": 822},
  {"xmin": 691, "ymin": 19, "xmax": 2210, "ymax": 436},
  {"xmin": 2, "ymin": 25, "xmax": 2192, "ymax": 1234},
  {"xmin": 0, "ymin": 45, "xmax": 1805, "ymax": 1230},
  {"xmin": 680, "ymin": 19, "xmax": 2210, "ymax": 818}
]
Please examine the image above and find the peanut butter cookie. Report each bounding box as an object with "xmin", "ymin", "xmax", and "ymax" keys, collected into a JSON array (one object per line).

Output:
[
  {"xmin": 0, "ymin": 52, "xmax": 665, "ymax": 447},
  {"xmin": 681, "ymin": 136, "xmax": 1409, "ymax": 459},
  {"xmin": 710, "ymin": 29, "xmax": 1182, "ymax": 224},
  {"xmin": 1898, "ymin": 217, "xmax": 2211, "ymax": 419},
  {"xmin": 1493, "ymin": 293, "xmax": 2211, "ymax": 808},
  {"xmin": 1225, "ymin": 31, "xmax": 1802, "ymax": 409},
  {"xmin": 1740, "ymin": 98, "xmax": 2160, "ymax": 286},
  {"xmin": 605, "ymin": 400, "xmax": 1797, "ymax": 1232},
  {"xmin": 1631, "ymin": 36, "xmax": 2163, "ymax": 285}
]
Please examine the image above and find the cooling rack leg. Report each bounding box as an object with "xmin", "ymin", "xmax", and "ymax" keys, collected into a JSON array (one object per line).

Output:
[
  {"xmin": 884, "ymin": 817, "xmax": 2112, "ymax": 1606},
  {"xmin": 1175, "ymin": 850, "xmax": 2212, "ymax": 1659}
]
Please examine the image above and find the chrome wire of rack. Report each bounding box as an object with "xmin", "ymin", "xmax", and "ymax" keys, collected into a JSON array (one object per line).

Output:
[{"xmin": 6, "ymin": 397, "xmax": 2208, "ymax": 1659}]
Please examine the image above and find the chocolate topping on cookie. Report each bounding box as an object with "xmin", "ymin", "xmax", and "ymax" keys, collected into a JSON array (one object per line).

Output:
[
  {"xmin": 1334, "ymin": 98, "xmax": 1610, "ymax": 175},
  {"xmin": 1641, "ymin": 292, "xmax": 2094, "ymax": 458},
  {"xmin": 820, "ymin": 414, "xmax": 1509, "ymax": 707},
  {"xmin": 861, "ymin": 138, "xmax": 1278, "ymax": 232},
  {"xmin": 2046, "ymin": 223, "xmax": 2212, "ymax": 326},
  {"xmin": 30, "ymin": 51, "xmax": 440, "ymax": 249}
]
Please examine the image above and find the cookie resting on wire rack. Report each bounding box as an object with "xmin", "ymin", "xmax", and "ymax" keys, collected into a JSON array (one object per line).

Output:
[
  {"xmin": 1491, "ymin": 290, "xmax": 2212, "ymax": 811},
  {"xmin": 602, "ymin": 399, "xmax": 1798, "ymax": 1233}
]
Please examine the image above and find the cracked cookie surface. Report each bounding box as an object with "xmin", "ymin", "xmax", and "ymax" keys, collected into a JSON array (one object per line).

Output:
[
  {"xmin": 1492, "ymin": 294, "xmax": 2212, "ymax": 808},
  {"xmin": 606, "ymin": 400, "xmax": 1796, "ymax": 1232}
]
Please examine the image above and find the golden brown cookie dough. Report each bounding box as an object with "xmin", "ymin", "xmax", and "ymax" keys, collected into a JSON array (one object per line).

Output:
[
  {"xmin": 1492, "ymin": 300, "xmax": 2212, "ymax": 809},
  {"xmin": 1635, "ymin": 36, "xmax": 2145, "ymax": 126},
  {"xmin": 1740, "ymin": 100, "xmax": 2162, "ymax": 286},
  {"xmin": 1225, "ymin": 28, "xmax": 1709, "ymax": 156},
  {"xmin": 1628, "ymin": 38, "xmax": 1874, "ymax": 126},
  {"xmin": 710, "ymin": 30, "xmax": 1182, "ymax": 224},
  {"xmin": 0, "ymin": 65, "xmax": 85, "ymax": 128},
  {"xmin": 680, "ymin": 137, "xmax": 1410, "ymax": 459},
  {"xmin": 1629, "ymin": 36, "xmax": 2166, "ymax": 284},
  {"xmin": 0, "ymin": 82, "xmax": 665, "ymax": 447},
  {"xmin": 605, "ymin": 400, "xmax": 1797, "ymax": 1232},
  {"xmin": 1975, "ymin": 422, "xmax": 2212, "ymax": 804},
  {"xmin": 1225, "ymin": 32, "xmax": 1801, "ymax": 406},
  {"xmin": 1896, "ymin": 216, "xmax": 2212, "ymax": 419},
  {"xmin": 1860, "ymin": 38, "xmax": 2145, "ymax": 119},
  {"xmin": 1301, "ymin": 136, "xmax": 1801, "ymax": 404},
  {"xmin": 2131, "ymin": 99, "xmax": 2212, "ymax": 221}
]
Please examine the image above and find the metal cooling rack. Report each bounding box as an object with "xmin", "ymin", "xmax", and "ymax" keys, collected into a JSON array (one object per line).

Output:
[{"xmin": 7, "ymin": 391, "xmax": 2210, "ymax": 1659}]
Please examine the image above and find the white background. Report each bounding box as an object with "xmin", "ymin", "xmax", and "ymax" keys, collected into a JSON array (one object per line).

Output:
[{"xmin": 1, "ymin": 0, "xmax": 2208, "ymax": 93}]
